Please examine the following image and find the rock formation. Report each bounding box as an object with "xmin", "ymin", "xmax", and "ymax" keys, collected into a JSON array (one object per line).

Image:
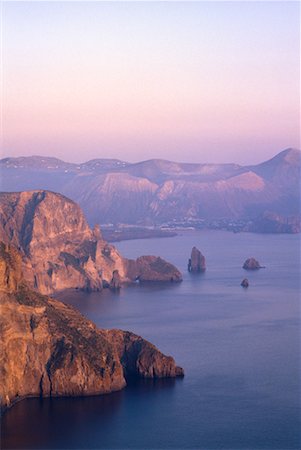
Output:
[
  {"xmin": 106, "ymin": 329, "xmax": 184, "ymax": 379},
  {"xmin": 0, "ymin": 191, "xmax": 182, "ymax": 294},
  {"xmin": 188, "ymin": 247, "xmax": 206, "ymax": 273},
  {"xmin": 110, "ymin": 269, "xmax": 121, "ymax": 290},
  {"xmin": 0, "ymin": 243, "xmax": 184, "ymax": 413},
  {"xmin": 243, "ymin": 258, "xmax": 263, "ymax": 270},
  {"xmin": 241, "ymin": 278, "xmax": 249, "ymax": 288},
  {"xmin": 126, "ymin": 256, "xmax": 182, "ymax": 282}
]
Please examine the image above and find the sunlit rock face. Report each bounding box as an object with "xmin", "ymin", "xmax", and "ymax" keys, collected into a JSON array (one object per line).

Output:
[
  {"xmin": 0, "ymin": 191, "xmax": 103, "ymax": 293},
  {"xmin": 0, "ymin": 191, "xmax": 182, "ymax": 294},
  {"xmin": 0, "ymin": 242, "xmax": 23, "ymax": 292},
  {"xmin": 0, "ymin": 244, "xmax": 184, "ymax": 412}
]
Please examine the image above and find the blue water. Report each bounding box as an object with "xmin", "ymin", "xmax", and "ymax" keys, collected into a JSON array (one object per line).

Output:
[{"xmin": 1, "ymin": 231, "xmax": 300, "ymax": 449}]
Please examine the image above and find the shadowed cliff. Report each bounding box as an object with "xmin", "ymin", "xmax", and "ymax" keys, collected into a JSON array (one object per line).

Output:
[{"xmin": 0, "ymin": 243, "xmax": 184, "ymax": 412}]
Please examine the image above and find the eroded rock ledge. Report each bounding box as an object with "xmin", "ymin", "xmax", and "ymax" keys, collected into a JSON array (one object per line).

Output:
[{"xmin": 0, "ymin": 243, "xmax": 184, "ymax": 413}]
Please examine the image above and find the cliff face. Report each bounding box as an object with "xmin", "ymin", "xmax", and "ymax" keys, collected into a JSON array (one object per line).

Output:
[
  {"xmin": 0, "ymin": 243, "xmax": 23, "ymax": 292},
  {"xmin": 0, "ymin": 244, "xmax": 184, "ymax": 412},
  {"xmin": 0, "ymin": 191, "xmax": 103, "ymax": 293},
  {"xmin": 0, "ymin": 191, "xmax": 182, "ymax": 294},
  {"xmin": 105, "ymin": 330, "xmax": 184, "ymax": 378}
]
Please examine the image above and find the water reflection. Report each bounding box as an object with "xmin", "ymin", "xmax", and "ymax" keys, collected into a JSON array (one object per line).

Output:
[
  {"xmin": 1, "ymin": 378, "xmax": 179, "ymax": 450},
  {"xmin": 1, "ymin": 392, "xmax": 121, "ymax": 449}
]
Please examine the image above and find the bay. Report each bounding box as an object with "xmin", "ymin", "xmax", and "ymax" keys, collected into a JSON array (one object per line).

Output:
[{"xmin": 1, "ymin": 230, "xmax": 300, "ymax": 449}]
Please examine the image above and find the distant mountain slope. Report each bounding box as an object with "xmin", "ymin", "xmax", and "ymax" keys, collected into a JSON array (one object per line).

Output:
[
  {"xmin": 123, "ymin": 159, "xmax": 243, "ymax": 183},
  {"xmin": 1, "ymin": 148, "xmax": 300, "ymax": 229},
  {"xmin": 248, "ymin": 148, "xmax": 301, "ymax": 186},
  {"xmin": 63, "ymin": 172, "xmax": 158, "ymax": 224},
  {"xmin": 0, "ymin": 155, "xmax": 129, "ymax": 172}
]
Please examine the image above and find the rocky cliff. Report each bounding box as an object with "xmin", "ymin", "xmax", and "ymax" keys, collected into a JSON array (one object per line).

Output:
[
  {"xmin": 0, "ymin": 191, "xmax": 182, "ymax": 294},
  {"xmin": 0, "ymin": 243, "xmax": 184, "ymax": 412}
]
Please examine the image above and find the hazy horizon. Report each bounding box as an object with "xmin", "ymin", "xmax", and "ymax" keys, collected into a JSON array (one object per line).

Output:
[
  {"xmin": 1, "ymin": 1, "xmax": 300, "ymax": 165},
  {"xmin": 0, "ymin": 146, "xmax": 300, "ymax": 167}
]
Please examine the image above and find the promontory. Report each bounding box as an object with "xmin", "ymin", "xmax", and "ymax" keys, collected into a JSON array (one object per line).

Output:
[
  {"xmin": 0, "ymin": 190, "xmax": 182, "ymax": 294},
  {"xmin": 0, "ymin": 242, "xmax": 184, "ymax": 413}
]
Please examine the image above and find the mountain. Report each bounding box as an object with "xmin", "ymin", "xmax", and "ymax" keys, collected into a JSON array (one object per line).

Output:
[
  {"xmin": 0, "ymin": 155, "xmax": 129, "ymax": 172},
  {"xmin": 0, "ymin": 191, "xmax": 182, "ymax": 294},
  {"xmin": 248, "ymin": 148, "xmax": 301, "ymax": 185},
  {"xmin": 123, "ymin": 159, "xmax": 243, "ymax": 183},
  {"xmin": 0, "ymin": 242, "xmax": 183, "ymax": 412},
  {"xmin": 1, "ymin": 149, "xmax": 300, "ymax": 231}
]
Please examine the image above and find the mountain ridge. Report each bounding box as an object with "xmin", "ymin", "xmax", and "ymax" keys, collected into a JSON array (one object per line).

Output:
[
  {"xmin": 1, "ymin": 148, "xmax": 300, "ymax": 231},
  {"xmin": 2, "ymin": 147, "xmax": 299, "ymax": 170}
]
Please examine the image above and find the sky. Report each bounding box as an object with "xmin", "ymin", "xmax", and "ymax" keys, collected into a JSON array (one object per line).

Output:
[{"xmin": 0, "ymin": 1, "xmax": 300, "ymax": 164}]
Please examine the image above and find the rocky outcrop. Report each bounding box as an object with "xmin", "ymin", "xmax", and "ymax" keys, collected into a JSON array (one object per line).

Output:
[
  {"xmin": 104, "ymin": 330, "xmax": 184, "ymax": 379},
  {"xmin": 110, "ymin": 270, "xmax": 121, "ymax": 290},
  {"xmin": 241, "ymin": 278, "xmax": 249, "ymax": 288},
  {"xmin": 243, "ymin": 258, "xmax": 264, "ymax": 270},
  {"xmin": 126, "ymin": 256, "xmax": 182, "ymax": 282},
  {"xmin": 0, "ymin": 191, "xmax": 103, "ymax": 294},
  {"xmin": 0, "ymin": 191, "xmax": 182, "ymax": 294},
  {"xmin": 188, "ymin": 247, "xmax": 206, "ymax": 273},
  {"xmin": 0, "ymin": 244, "xmax": 184, "ymax": 412}
]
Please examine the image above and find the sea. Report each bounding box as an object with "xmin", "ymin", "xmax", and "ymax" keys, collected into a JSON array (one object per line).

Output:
[{"xmin": 1, "ymin": 230, "xmax": 300, "ymax": 450}]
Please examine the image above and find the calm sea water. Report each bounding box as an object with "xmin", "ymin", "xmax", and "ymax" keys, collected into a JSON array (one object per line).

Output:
[{"xmin": 1, "ymin": 230, "xmax": 300, "ymax": 449}]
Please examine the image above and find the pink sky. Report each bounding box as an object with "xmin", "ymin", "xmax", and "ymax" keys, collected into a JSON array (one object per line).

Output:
[{"xmin": 1, "ymin": 2, "xmax": 300, "ymax": 164}]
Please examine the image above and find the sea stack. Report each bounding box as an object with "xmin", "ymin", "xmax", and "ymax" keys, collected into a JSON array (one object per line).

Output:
[
  {"xmin": 110, "ymin": 269, "xmax": 121, "ymax": 290},
  {"xmin": 243, "ymin": 258, "xmax": 263, "ymax": 270},
  {"xmin": 241, "ymin": 278, "xmax": 249, "ymax": 288},
  {"xmin": 188, "ymin": 247, "xmax": 206, "ymax": 273}
]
